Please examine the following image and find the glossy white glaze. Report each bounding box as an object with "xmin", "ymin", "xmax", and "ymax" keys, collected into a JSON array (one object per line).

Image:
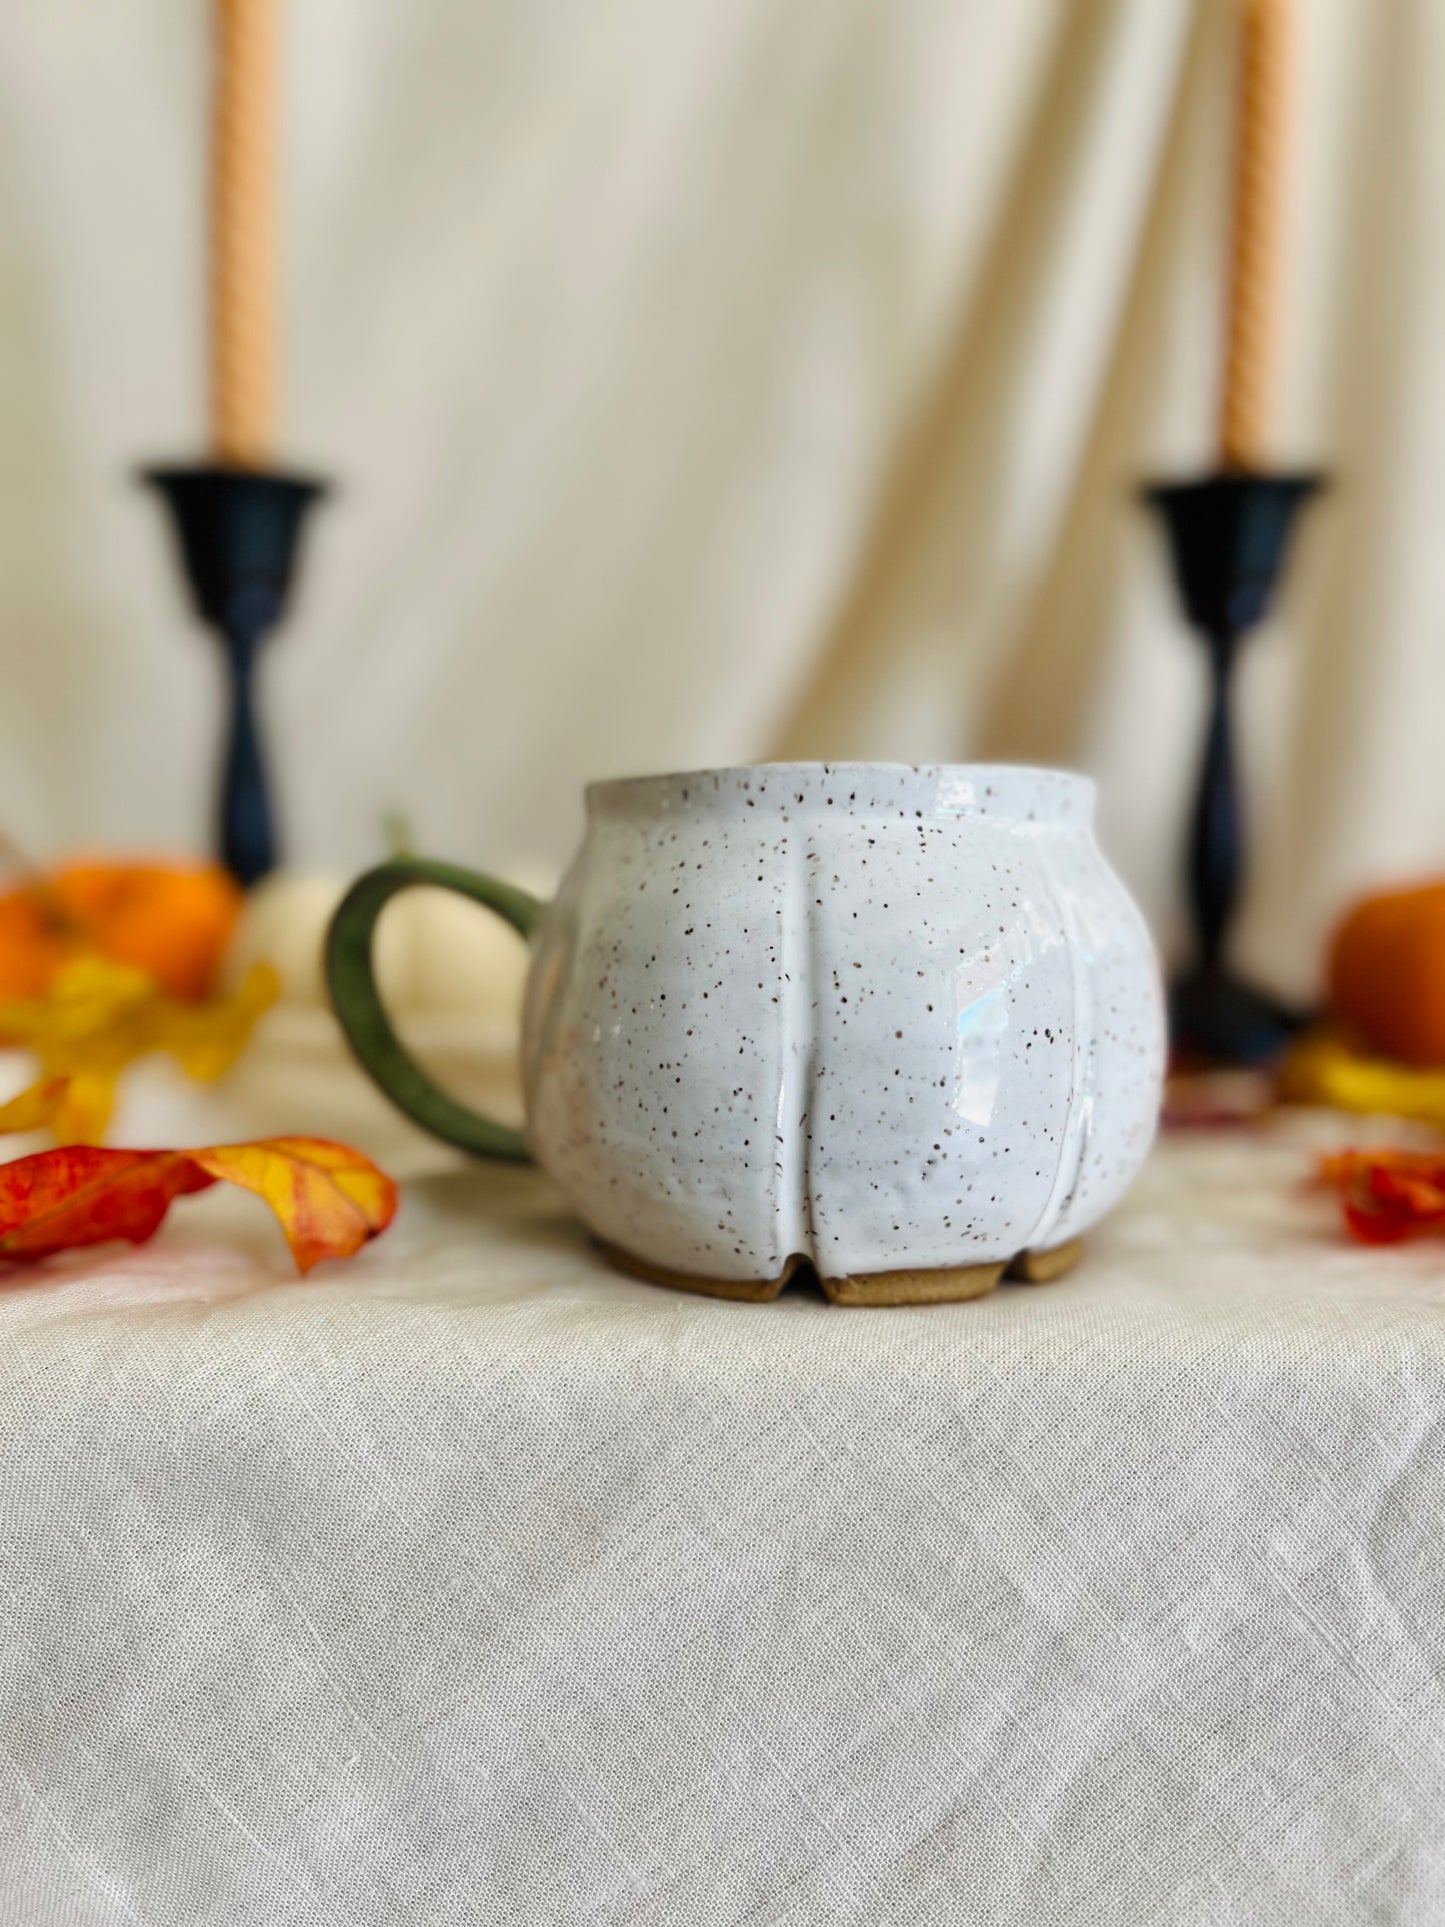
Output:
[{"xmin": 521, "ymin": 764, "xmax": 1164, "ymax": 1283}]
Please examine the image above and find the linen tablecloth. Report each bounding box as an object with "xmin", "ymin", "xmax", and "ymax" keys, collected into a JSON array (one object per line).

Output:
[{"xmin": 2, "ymin": 1112, "xmax": 1443, "ymax": 1926}]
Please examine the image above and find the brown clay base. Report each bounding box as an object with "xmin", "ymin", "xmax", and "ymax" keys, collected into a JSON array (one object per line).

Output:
[
  {"xmin": 1005, "ymin": 1237, "xmax": 1084, "ymax": 1285},
  {"xmin": 598, "ymin": 1236, "xmax": 1084, "ymax": 1306}
]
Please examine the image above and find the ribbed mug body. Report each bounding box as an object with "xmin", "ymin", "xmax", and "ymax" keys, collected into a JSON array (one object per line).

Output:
[{"xmin": 521, "ymin": 764, "xmax": 1164, "ymax": 1284}]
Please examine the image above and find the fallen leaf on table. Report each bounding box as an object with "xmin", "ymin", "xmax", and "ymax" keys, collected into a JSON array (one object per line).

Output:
[
  {"xmin": 0, "ymin": 1147, "xmax": 214, "ymax": 1262},
  {"xmin": 0, "ymin": 957, "xmax": 279, "ymax": 1145},
  {"xmin": 145, "ymin": 964, "xmax": 281, "ymax": 1082},
  {"xmin": 187, "ymin": 1139, "xmax": 399, "ymax": 1274},
  {"xmin": 1316, "ymin": 1148, "xmax": 1445, "ymax": 1245},
  {"xmin": 0, "ymin": 1077, "xmax": 69, "ymax": 1134},
  {"xmin": 0, "ymin": 1137, "xmax": 398, "ymax": 1274},
  {"xmin": 1281, "ymin": 1030, "xmax": 1445, "ymax": 1132}
]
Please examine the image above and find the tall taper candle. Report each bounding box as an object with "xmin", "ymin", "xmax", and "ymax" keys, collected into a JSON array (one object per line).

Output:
[
  {"xmin": 209, "ymin": 0, "xmax": 277, "ymax": 467},
  {"xmin": 1219, "ymin": 0, "xmax": 1292, "ymax": 470}
]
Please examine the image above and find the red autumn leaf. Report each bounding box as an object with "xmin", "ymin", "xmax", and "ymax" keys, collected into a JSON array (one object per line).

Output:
[
  {"xmin": 0, "ymin": 1138, "xmax": 397, "ymax": 1275},
  {"xmin": 1317, "ymin": 1149, "xmax": 1445, "ymax": 1245},
  {"xmin": 0, "ymin": 1147, "xmax": 214, "ymax": 1260}
]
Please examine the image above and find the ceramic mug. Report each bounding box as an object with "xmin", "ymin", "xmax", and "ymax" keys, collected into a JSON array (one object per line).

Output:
[{"xmin": 327, "ymin": 764, "xmax": 1165, "ymax": 1304}]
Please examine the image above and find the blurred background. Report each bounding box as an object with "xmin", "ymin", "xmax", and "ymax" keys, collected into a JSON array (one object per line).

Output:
[{"xmin": 1, "ymin": 0, "xmax": 1441, "ymax": 1009}]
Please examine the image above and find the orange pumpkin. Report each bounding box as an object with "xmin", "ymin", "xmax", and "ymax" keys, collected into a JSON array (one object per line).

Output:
[
  {"xmin": 1328, "ymin": 881, "xmax": 1445, "ymax": 1067},
  {"xmin": 0, "ymin": 860, "xmax": 242, "ymax": 1003},
  {"xmin": 0, "ymin": 894, "xmax": 70, "ymax": 999}
]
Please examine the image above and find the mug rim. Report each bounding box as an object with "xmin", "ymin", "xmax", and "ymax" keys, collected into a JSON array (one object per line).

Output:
[{"xmin": 586, "ymin": 762, "xmax": 1096, "ymax": 820}]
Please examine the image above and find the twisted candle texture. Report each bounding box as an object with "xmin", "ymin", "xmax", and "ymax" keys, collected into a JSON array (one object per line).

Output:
[
  {"xmin": 209, "ymin": 0, "xmax": 277, "ymax": 467},
  {"xmin": 1219, "ymin": 0, "xmax": 1291, "ymax": 470}
]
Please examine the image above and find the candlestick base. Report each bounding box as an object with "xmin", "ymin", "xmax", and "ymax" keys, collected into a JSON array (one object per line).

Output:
[
  {"xmin": 143, "ymin": 463, "xmax": 329, "ymax": 887},
  {"xmin": 1169, "ymin": 967, "xmax": 1304, "ymax": 1068},
  {"xmin": 1144, "ymin": 467, "xmax": 1326, "ymax": 1065}
]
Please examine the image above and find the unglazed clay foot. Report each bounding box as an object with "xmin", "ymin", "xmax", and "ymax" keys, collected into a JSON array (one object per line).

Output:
[
  {"xmin": 600, "ymin": 1237, "xmax": 1084, "ymax": 1305},
  {"xmin": 819, "ymin": 1262, "xmax": 1006, "ymax": 1306},
  {"xmin": 1004, "ymin": 1237, "xmax": 1084, "ymax": 1284},
  {"xmin": 599, "ymin": 1241, "xmax": 1009, "ymax": 1306},
  {"xmin": 598, "ymin": 1240, "xmax": 792, "ymax": 1302}
]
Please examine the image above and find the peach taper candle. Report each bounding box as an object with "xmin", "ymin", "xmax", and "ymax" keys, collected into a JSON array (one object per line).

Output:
[
  {"xmin": 1218, "ymin": 0, "xmax": 1293, "ymax": 470},
  {"xmin": 209, "ymin": 0, "xmax": 278, "ymax": 467}
]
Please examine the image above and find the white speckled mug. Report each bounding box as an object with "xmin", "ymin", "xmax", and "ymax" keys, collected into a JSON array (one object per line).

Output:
[{"xmin": 328, "ymin": 765, "xmax": 1165, "ymax": 1304}]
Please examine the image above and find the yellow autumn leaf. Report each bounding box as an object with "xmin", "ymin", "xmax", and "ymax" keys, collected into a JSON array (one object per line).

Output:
[
  {"xmin": 51, "ymin": 1071, "xmax": 124, "ymax": 1148},
  {"xmin": 0, "ymin": 957, "xmax": 158, "ymax": 1068},
  {"xmin": 0, "ymin": 958, "xmax": 280, "ymax": 1145},
  {"xmin": 1280, "ymin": 1029, "xmax": 1445, "ymax": 1131},
  {"xmin": 0, "ymin": 1077, "xmax": 68, "ymax": 1134},
  {"xmin": 188, "ymin": 1138, "xmax": 400, "ymax": 1272},
  {"xmin": 152, "ymin": 964, "xmax": 280, "ymax": 1082}
]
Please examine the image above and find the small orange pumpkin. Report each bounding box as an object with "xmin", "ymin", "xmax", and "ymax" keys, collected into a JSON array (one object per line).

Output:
[
  {"xmin": 0, "ymin": 894, "xmax": 69, "ymax": 1000},
  {"xmin": 1328, "ymin": 881, "xmax": 1445, "ymax": 1067},
  {"xmin": 0, "ymin": 860, "xmax": 242, "ymax": 1003}
]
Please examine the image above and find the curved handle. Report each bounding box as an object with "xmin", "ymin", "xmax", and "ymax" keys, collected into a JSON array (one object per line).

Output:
[{"xmin": 325, "ymin": 858, "xmax": 545, "ymax": 1161}]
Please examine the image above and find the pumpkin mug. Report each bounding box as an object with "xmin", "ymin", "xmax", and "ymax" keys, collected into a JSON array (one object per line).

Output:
[{"xmin": 326, "ymin": 764, "xmax": 1165, "ymax": 1304}]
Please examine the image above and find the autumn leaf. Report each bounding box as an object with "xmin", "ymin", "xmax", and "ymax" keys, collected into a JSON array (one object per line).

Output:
[
  {"xmin": 0, "ymin": 1147, "xmax": 214, "ymax": 1261},
  {"xmin": 0, "ymin": 1137, "xmax": 398, "ymax": 1275},
  {"xmin": 1316, "ymin": 1148, "xmax": 1445, "ymax": 1245},
  {"xmin": 1283, "ymin": 1031, "xmax": 1445, "ymax": 1131},
  {"xmin": 188, "ymin": 1139, "xmax": 399, "ymax": 1272},
  {"xmin": 137, "ymin": 962, "xmax": 280, "ymax": 1083},
  {"xmin": 48, "ymin": 1073, "xmax": 122, "ymax": 1148},
  {"xmin": 0, "ymin": 1077, "xmax": 69, "ymax": 1134},
  {"xmin": 0, "ymin": 957, "xmax": 279, "ymax": 1145}
]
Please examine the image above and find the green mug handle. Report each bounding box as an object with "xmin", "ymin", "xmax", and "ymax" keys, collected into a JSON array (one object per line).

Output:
[{"xmin": 325, "ymin": 857, "xmax": 546, "ymax": 1162}]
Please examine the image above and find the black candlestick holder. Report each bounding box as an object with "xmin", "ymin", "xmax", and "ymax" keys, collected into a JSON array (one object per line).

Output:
[
  {"xmin": 1144, "ymin": 468, "xmax": 1325, "ymax": 1064},
  {"xmin": 143, "ymin": 463, "xmax": 329, "ymax": 887}
]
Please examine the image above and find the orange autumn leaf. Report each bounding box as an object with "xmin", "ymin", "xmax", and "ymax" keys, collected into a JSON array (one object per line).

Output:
[
  {"xmin": 1316, "ymin": 1148, "xmax": 1445, "ymax": 1245},
  {"xmin": 0, "ymin": 1138, "xmax": 397, "ymax": 1275},
  {"xmin": 0, "ymin": 859, "xmax": 241, "ymax": 1003}
]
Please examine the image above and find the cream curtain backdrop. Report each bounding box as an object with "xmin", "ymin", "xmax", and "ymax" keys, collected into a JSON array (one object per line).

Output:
[{"xmin": 1, "ymin": 0, "xmax": 1441, "ymax": 1002}]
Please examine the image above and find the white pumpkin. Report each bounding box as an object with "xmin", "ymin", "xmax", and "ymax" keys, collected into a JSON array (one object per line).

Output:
[{"xmin": 228, "ymin": 865, "xmax": 554, "ymax": 1023}]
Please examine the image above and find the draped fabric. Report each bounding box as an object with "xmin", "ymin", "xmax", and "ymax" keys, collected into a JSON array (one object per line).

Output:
[
  {"xmin": 2, "ymin": 1084, "xmax": 1445, "ymax": 1926},
  {"xmin": 1, "ymin": 0, "xmax": 1442, "ymax": 998}
]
